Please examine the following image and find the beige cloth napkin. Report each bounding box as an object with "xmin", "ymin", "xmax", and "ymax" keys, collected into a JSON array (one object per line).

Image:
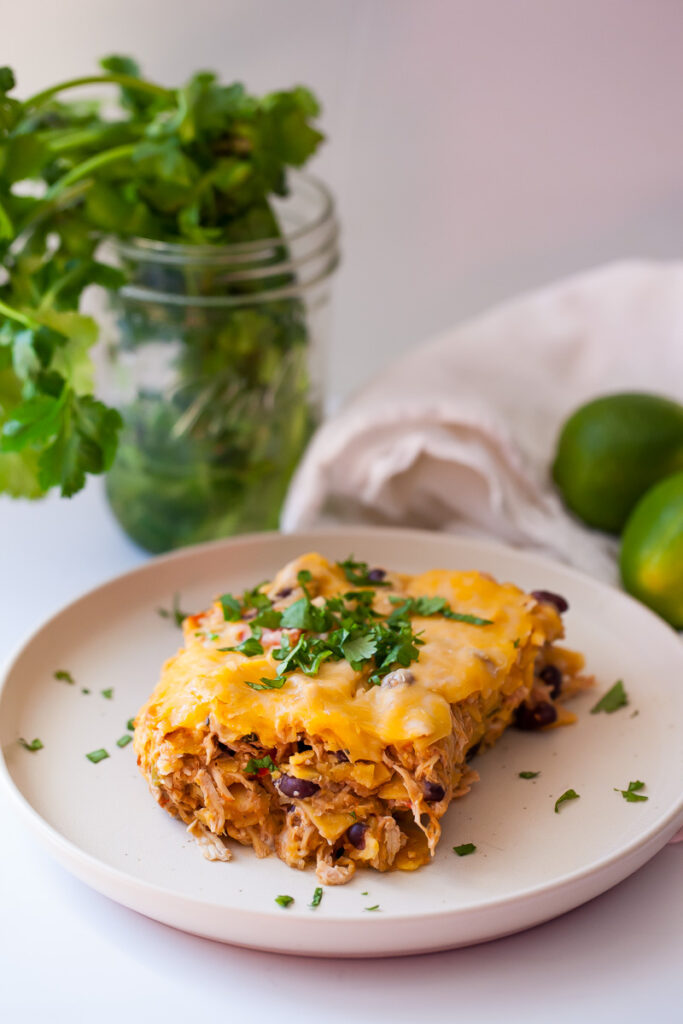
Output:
[
  {"xmin": 283, "ymin": 260, "xmax": 683, "ymax": 586},
  {"xmin": 283, "ymin": 259, "xmax": 683, "ymax": 843}
]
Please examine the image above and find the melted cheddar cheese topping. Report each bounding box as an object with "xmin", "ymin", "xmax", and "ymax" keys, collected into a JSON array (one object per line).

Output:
[{"xmin": 136, "ymin": 553, "xmax": 562, "ymax": 765}]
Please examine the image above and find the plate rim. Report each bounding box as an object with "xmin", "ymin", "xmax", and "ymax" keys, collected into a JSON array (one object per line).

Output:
[{"xmin": 2, "ymin": 526, "xmax": 682, "ymax": 941}]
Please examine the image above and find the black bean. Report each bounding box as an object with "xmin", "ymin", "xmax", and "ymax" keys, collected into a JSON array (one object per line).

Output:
[
  {"xmin": 531, "ymin": 590, "xmax": 569, "ymax": 613},
  {"xmin": 276, "ymin": 774, "xmax": 320, "ymax": 799},
  {"xmin": 335, "ymin": 749, "xmax": 349, "ymax": 762},
  {"xmin": 276, "ymin": 587, "xmax": 293, "ymax": 598},
  {"xmin": 347, "ymin": 822, "xmax": 367, "ymax": 849},
  {"xmin": 514, "ymin": 701, "xmax": 557, "ymax": 730},
  {"xmin": 423, "ymin": 781, "xmax": 445, "ymax": 803},
  {"xmin": 367, "ymin": 568, "xmax": 386, "ymax": 582},
  {"xmin": 539, "ymin": 664, "xmax": 562, "ymax": 698}
]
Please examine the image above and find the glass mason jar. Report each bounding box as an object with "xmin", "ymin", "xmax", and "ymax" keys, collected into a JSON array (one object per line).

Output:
[{"xmin": 101, "ymin": 173, "xmax": 339, "ymax": 553}]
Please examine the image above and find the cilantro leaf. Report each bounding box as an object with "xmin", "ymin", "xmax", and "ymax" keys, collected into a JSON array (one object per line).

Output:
[
  {"xmin": 158, "ymin": 593, "xmax": 187, "ymax": 627},
  {"xmin": 37, "ymin": 392, "xmax": 122, "ymax": 497},
  {"xmin": 219, "ymin": 593, "xmax": 241, "ymax": 621},
  {"xmin": 413, "ymin": 596, "xmax": 448, "ymax": 616},
  {"xmin": 250, "ymin": 607, "xmax": 282, "ymax": 629},
  {"xmin": 220, "ymin": 637, "xmax": 264, "ymax": 657},
  {"xmin": 54, "ymin": 669, "xmax": 75, "ymax": 684},
  {"xmin": 342, "ymin": 632, "xmax": 378, "ymax": 666},
  {"xmin": 19, "ymin": 737, "xmax": 43, "ymax": 752},
  {"xmin": 275, "ymin": 894, "xmax": 294, "ymax": 908},
  {"xmin": 554, "ymin": 788, "xmax": 580, "ymax": 813},
  {"xmin": 453, "ymin": 842, "xmax": 476, "ymax": 856},
  {"xmin": 310, "ymin": 887, "xmax": 323, "ymax": 908},
  {"xmin": 591, "ymin": 680, "xmax": 628, "ymax": 714},
  {"xmin": 336, "ymin": 556, "xmax": 389, "ymax": 587},
  {"xmin": 280, "ymin": 596, "xmax": 330, "ymax": 632},
  {"xmin": 86, "ymin": 748, "xmax": 109, "ymax": 764},
  {"xmin": 519, "ymin": 771, "xmax": 540, "ymax": 779},
  {"xmin": 364, "ymin": 904, "xmax": 380, "ymax": 911},
  {"xmin": 388, "ymin": 596, "xmax": 492, "ymax": 627},
  {"xmin": 443, "ymin": 609, "xmax": 494, "ymax": 626},
  {"xmin": 245, "ymin": 676, "xmax": 286, "ymax": 691},
  {"xmin": 615, "ymin": 780, "xmax": 648, "ymax": 803}
]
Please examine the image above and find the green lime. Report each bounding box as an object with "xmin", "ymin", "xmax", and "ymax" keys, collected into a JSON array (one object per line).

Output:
[
  {"xmin": 620, "ymin": 471, "xmax": 683, "ymax": 629},
  {"xmin": 552, "ymin": 393, "xmax": 683, "ymax": 532}
]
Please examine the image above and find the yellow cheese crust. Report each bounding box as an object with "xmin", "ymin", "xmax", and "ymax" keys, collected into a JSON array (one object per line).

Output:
[{"xmin": 136, "ymin": 553, "xmax": 562, "ymax": 767}]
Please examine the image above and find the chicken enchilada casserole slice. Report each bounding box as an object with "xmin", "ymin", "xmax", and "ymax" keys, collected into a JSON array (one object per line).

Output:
[{"xmin": 134, "ymin": 553, "xmax": 592, "ymax": 884}]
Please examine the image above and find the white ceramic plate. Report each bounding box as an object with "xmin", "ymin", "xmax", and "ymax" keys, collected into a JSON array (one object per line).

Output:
[{"xmin": 1, "ymin": 527, "xmax": 682, "ymax": 957}]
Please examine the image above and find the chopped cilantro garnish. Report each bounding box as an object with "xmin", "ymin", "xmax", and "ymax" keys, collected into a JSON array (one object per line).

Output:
[
  {"xmin": 298, "ymin": 569, "xmax": 313, "ymax": 584},
  {"xmin": 219, "ymin": 593, "xmax": 242, "ymax": 622},
  {"xmin": 126, "ymin": 718, "xmax": 135, "ymax": 731},
  {"xmin": 388, "ymin": 596, "xmax": 493, "ymax": 627},
  {"xmin": 412, "ymin": 595, "xmax": 448, "ymax": 616},
  {"xmin": 615, "ymin": 780, "xmax": 648, "ymax": 803},
  {"xmin": 554, "ymin": 788, "xmax": 580, "ymax": 813},
  {"xmin": 242, "ymin": 584, "xmax": 272, "ymax": 612},
  {"xmin": 337, "ymin": 556, "xmax": 390, "ymax": 587},
  {"xmin": 513, "ymin": 638, "xmax": 521, "ymax": 648},
  {"xmin": 442, "ymin": 610, "xmax": 494, "ymax": 626},
  {"xmin": 220, "ymin": 637, "xmax": 264, "ymax": 657},
  {"xmin": 245, "ymin": 677, "xmax": 287, "ymax": 691},
  {"xmin": 350, "ymin": 810, "xmax": 357, "ymax": 820},
  {"xmin": 54, "ymin": 670, "xmax": 75, "ymax": 684},
  {"xmin": 591, "ymin": 680, "xmax": 628, "ymax": 714},
  {"xmin": 101, "ymin": 688, "xmax": 114, "ymax": 700},
  {"xmin": 280, "ymin": 596, "xmax": 331, "ymax": 632},
  {"xmin": 519, "ymin": 771, "xmax": 540, "ymax": 779},
  {"xmin": 364, "ymin": 904, "xmax": 380, "ymax": 911},
  {"xmin": 275, "ymin": 894, "xmax": 294, "ymax": 908},
  {"xmin": 361, "ymin": 891, "xmax": 369, "ymax": 895},
  {"xmin": 19, "ymin": 737, "xmax": 43, "ymax": 752},
  {"xmin": 81, "ymin": 688, "xmax": 91, "ymax": 695},
  {"xmin": 86, "ymin": 748, "xmax": 109, "ymax": 764},
  {"xmin": 453, "ymin": 842, "xmax": 476, "ymax": 856},
  {"xmin": 250, "ymin": 608, "xmax": 282, "ymax": 629},
  {"xmin": 116, "ymin": 734, "xmax": 133, "ymax": 748},
  {"xmin": 158, "ymin": 593, "xmax": 187, "ymax": 627},
  {"xmin": 223, "ymin": 568, "xmax": 496, "ymax": 693},
  {"xmin": 244, "ymin": 755, "xmax": 276, "ymax": 775},
  {"xmin": 342, "ymin": 633, "xmax": 378, "ymax": 665},
  {"xmin": 310, "ymin": 886, "xmax": 323, "ymax": 907}
]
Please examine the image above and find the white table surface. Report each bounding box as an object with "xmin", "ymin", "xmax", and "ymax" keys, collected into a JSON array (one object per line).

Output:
[{"xmin": 1, "ymin": 479, "xmax": 681, "ymax": 1023}]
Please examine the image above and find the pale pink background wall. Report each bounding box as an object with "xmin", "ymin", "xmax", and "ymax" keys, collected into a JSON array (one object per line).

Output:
[{"xmin": 7, "ymin": 0, "xmax": 683, "ymax": 396}]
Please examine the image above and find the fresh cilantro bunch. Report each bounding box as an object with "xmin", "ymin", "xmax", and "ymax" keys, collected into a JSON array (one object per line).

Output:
[{"xmin": 0, "ymin": 58, "xmax": 324, "ymax": 503}]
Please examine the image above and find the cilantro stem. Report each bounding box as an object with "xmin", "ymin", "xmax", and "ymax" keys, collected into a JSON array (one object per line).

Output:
[
  {"xmin": 23, "ymin": 74, "xmax": 172, "ymax": 110},
  {"xmin": 45, "ymin": 144, "xmax": 137, "ymax": 200},
  {"xmin": 0, "ymin": 298, "xmax": 36, "ymax": 330},
  {"xmin": 0, "ymin": 198, "xmax": 13, "ymax": 239},
  {"xmin": 42, "ymin": 124, "xmax": 145, "ymax": 155}
]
